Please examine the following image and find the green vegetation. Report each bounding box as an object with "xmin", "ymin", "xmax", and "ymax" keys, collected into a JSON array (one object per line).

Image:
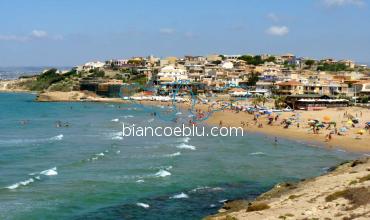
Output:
[
  {"xmin": 288, "ymin": 194, "xmax": 302, "ymax": 200},
  {"xmin": 317, "ymin": 63, "xmax": 347, "ymax": 71},
  {"xmin": 89, "ymin": 69, "xmax": 105, "ymax": 78},
  {"xmin": 279, "ymin": 213, "xmax": 295, "ymax": 219},
  {"xmin": 223, "ymin": 216, "xmax": 237, "ymax": 220},
  {"xmin": 246, "ymin": 202, "xmax": 270, "ymax": 212},
  {"xmin": 252, "ymin": 95, "xmax": 267, "ymax": 106},
  {"xmin": 238, "ymin": 55, "xmax": 264, "ymax": 65},
  {"xmin": 274, "ymin": 96, "xmax": 287, "ymax": 109},
  {"xmin": 349, "ymin": 180, "xmax": 358, "ymax": 185},
  {"xmin": 129, "ymin": 74, "xmax": 147, "ymax": 86},
  {"xmin": 359, "ymin": 96, "xmax": 369, "ymax": 103},
  {"xmin": 265, "ymin": 56, "xmax": 276, "ymax": 63},
  {"xmin": 18, "ymin": 68, "xmax": 78, "ymax": 91},
  {"xmin": 305, "ymin": 60, "xmax": 315, "ymax": 66},
  {"xmin": 283, "ymin": 61, "xmax": 296, "ymax": 69},
  {"xmin": 212, "ymin": 60, "xmax": 222, "ymax": 65},
  {"xmin": 246, "ymin": 73, "xmax": 259, "ymax": 86},
  {"xmin": 325, "ymin": 187, "xmax": 370, "ymax": 210},
  {"xmin": 26, "ymin": 69, "xmax": 64, "ymax": 91},
  {"xmin": 358, "ymin": 174, "xmax": 370, "ymax": 183}
]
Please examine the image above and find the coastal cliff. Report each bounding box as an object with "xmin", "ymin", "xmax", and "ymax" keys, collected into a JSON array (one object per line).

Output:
[{"xmin": 206, "ymin": 157, "xmax": 370, "ymax": 220}]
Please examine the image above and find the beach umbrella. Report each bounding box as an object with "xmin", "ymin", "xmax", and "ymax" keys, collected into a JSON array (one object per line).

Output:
[
  {"xmin": 347, "ymin": 120, "xmax": 353, "ymax": 126},
  {"xmin": 357, "ymin": 129, "xmax": 365, "ymax": 135},
  {"xmin": 323, "ymin": 116, "xmax": 331, "ymax": 122},
  {"xmin": 339, "ymin": 127, "xmax": 347, "ymax": 133}
]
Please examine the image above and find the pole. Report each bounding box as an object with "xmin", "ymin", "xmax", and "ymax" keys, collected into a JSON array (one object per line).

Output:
[{"xmin": 354, "ymin": 85, "xmax": 356, "ymax": 106}]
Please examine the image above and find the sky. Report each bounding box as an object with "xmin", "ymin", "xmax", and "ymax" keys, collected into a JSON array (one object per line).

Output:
[{"xmin": 0, "ymin": 0, "xmax": 369, "ymax": 66}]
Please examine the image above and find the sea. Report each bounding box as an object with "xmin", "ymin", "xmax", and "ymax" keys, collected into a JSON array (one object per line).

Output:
[
  {"xmin": 0, "ymin": 66, "xmax": 71, "ymax": 80},
  {"xmin": 0, "ymin": 93, "xmax": 362, "ymax": 220}
]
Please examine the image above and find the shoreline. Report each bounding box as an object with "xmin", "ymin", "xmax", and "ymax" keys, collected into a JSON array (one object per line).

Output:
[
  {"xmin": 205, "ymin": 157, "xmax": 370, "ymax": 220},
  {"xmin": 1, "ymin": 90, "xmax": 369, "ymax": 153}
]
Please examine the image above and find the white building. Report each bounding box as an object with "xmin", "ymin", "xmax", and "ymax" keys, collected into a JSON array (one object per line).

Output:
[
  {"xmin": 157, "ymin": 65, "xmax": 189, "ymax": 84},
  {"xmin": 220, "ymin": 61, "xmax": 234, "ymax": 69},
  {"xmin": 82, "ymin": 61, "xmax": 105, "ymax": 71}
]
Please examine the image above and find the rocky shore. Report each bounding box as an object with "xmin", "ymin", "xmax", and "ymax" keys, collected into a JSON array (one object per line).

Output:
[{"xmin": 205, "ymin": 157, "xmax": 370, "ymax": 220}]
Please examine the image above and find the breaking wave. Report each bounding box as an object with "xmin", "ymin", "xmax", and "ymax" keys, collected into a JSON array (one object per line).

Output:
[
  {"xmin": 154, "ymin": 170, "xmax": 171, "ymax": 178},
  {"xmin": 0, "ymin": 134, "xmax": 64, "ymax": 145},
  {"xmin": 164, "ymin": 152, "xmax": 181, "ymax": 157},
  {"xmin": 136, "ymin": 203, "xmax": 150, "ymax": 208},
  {"xmin": 170, "ymin": 192, "xmax": 189, "ymax": 199},
  {"xmin": 5, "ymin": 178, "xmax": 35, "ymax": 190},
  {"xmin": 249, "ymin": 152, "xmax": 266, "ymax": 156},
  {"xmin": 107, "ymin": 132, "xmax": 123, "ymax": 140},
  {"xmin": 40, "ymin": 167, "xmax": 58, "ymax": 176},
  {"xmin": 176, "ymin": 143, "xmax": 196, "ymax": 151},
  {"xmin": 50, "ymin": 134, "xmax": 64, "ymax": 141},
  {"xmin": 5, "ymin": 167, "xmax": 58, "ymax": 190}
]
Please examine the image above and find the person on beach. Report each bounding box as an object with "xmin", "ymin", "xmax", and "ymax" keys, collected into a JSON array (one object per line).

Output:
[{"xmin": 219, "ymin": 120, "xmax": 223, "ymax": 127}]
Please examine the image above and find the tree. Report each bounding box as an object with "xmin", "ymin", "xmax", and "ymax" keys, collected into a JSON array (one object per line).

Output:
[
  {"xmin": 258, "ymin": 95, "xmax": 267, "ymax": 106},
  {"xmin": 305, "ymin": 60, "xmax": 315, "ymax": 66},
  {"xmin": 317, "ymin": 63, "xmax": 347, "ymax": 72},
  {"xmin": 238, "ymin": 55, "xmax": 264, "ymax": 65},
  {"xmin": 246, "ymin": 73, "xmax": 259, "ymax": 86},
  {"xmin": 91, "ymin": 69, "xmax": 105, "ymax": 78},
  {"xmin": 265, "ymin": 56, "xmax": 276, "ymax": 63},
  {"xmin": 274, "ymin": 96, "xmax": 287, "ymax": 109}
]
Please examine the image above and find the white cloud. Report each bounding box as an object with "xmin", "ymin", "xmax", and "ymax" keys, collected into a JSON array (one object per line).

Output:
[
  {"xmin": 0, "ymin": 35, "xmax": 28, "ymax": 42},
  {"xmin": 267, "ymin": 13, "xmax": 279, "ymax": 22},
  {"xmin": 323, "ymin": 0, "xmax": 365, "ymax": 7},
  {"xmin": 31, "ymin": 30, "xmax": 48, "ymax": 38},
  {"xmin": 266, "ymin": 26, "xmax": 289, "ymax": 36},
  {"xmin": 184, "ymin": 31, "xmax": 196, "ymax": 38},
  {"xmin": 159, "ymin": 28, "xmax": 175, "ymax": 34},
  {"xmin": 0, "ymin": 30, "xmax": 63, "ymax": 42}
]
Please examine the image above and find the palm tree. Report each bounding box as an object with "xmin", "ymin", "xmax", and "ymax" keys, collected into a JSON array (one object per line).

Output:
[
  {"xmin": 252, "ymin": 95, "xmax": 267, "ymax": 107},
  {"xmin": 274, "ymin": 96, "xmax": 286, "ymax": 109}
]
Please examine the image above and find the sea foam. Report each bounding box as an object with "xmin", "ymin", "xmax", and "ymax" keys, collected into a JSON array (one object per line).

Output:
[
  {"xmin": 111, "ymin": 118, "xmax": 119, "ymax": 122},
  {"xmin": 154, "ymin": 170, "xmax": 171, "ymax": 177},
  {"xmin": 164, "ymin": 152, "xmax": 181, "ymax": 157},
  {"xmin": 50, "ymin": 134, "xmax": 63, "ymax": 141},
  {"xmin": 182, "ymin": 137, "xmax": 190, "ymax": 143},
  {"xmin": 5, "ymin": 178, "xmax": 35, "ymax": 190},
  {"xmin": 40, "ymin": 167, "xmax": 58, "ymax": 176},
  {"xmin": 136, "ymin": 203, "xmax": 150, "ymax": 208},
  {"xmin": 170, "ymin": 192, "xmax": 189, "ymax": 199},
  {"xmin": 109, "ymin": 132, "xmax": 123, "ymax": 140},
  {"xmin": 176, "ymin": 143, "xmax": 196, "ymax": 150},
  {"xmin": 249, "ymin": 152, "xmax": 266, "ymax": 156}
]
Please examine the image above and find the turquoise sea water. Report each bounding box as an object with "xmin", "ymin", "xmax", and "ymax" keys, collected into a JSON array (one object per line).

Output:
[{"xmin": 0, "ymin": 93, "xmax": 360, "ymax": 220}]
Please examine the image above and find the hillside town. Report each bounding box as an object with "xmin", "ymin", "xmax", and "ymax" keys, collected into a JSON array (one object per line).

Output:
[
  {"xmin": 71, "ymin": 53, "xmax": 370, "ymax": 109},
  {"xmin": 1, "ymin": 53, "xmax": 370, "ymax": 110}
]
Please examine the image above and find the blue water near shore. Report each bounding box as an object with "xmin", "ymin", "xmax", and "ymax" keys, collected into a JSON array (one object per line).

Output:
[{"xmin": 0, "ymin": 93, "xmax": 360, "ymax": 219}]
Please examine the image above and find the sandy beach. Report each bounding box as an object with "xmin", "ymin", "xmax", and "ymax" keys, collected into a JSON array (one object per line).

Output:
[
  {"xmin": 33, "ymin": 91, "xmax": 370, "ymax": 153},
  {"xmin": 205, "ymin": 107, "xmax": 370, "ymax": 153}
]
